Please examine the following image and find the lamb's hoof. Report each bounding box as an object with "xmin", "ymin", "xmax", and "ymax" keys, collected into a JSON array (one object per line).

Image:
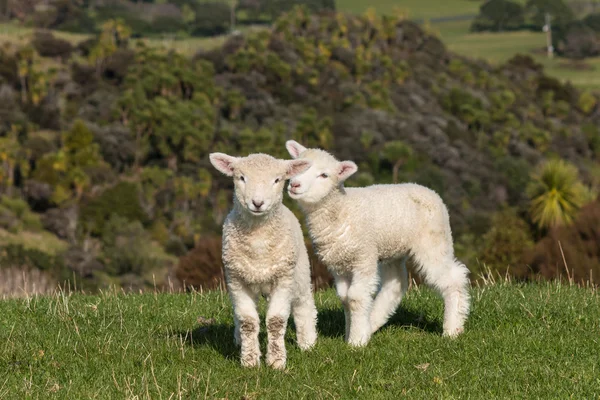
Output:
[
  {"xmin": 267, "ymin": 357, "xmax": 286, "ymax": 370},
  {"xmin": 297, "ymin": 335, "xmax": 317, "ymax": 351},
  {"xmin": 347, "ymin": 335, "xmax": 370, "ymax": 348},
  {"xmin": 298, "ymin": 342, "xmax": 316, "ymax": 351},
  {"xmin": 442, "ymin": 327, "xmax": 464, "ymax": 338},
  {"xmin": 241, "ymin": 354, "xmax": 260, "ymax": 368}
]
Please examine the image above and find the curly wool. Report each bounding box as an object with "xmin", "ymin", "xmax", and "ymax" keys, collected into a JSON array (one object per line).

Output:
[
  {"xmin": 210, "ymin": 152, "xmax": 317, "ymax": 369},
  {"xmin": 286, "ymin": 142, "xmax": 470, "ymax": 346}
]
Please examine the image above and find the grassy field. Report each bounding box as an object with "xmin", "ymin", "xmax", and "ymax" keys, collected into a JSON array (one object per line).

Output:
[
  {"xmin": 336, "ymin": 0, "xmax": 480, "ymax": 19},
  {"xmin": 433, "ymin": 19, "xmax": 600, "ymax": 89},
  {"xmin": 1, "ymin": 282, "xmax": 599, "ymax": 398}
]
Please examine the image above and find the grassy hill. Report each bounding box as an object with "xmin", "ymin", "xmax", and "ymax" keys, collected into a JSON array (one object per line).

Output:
[{"xmin": 0, "ymin": 282, "xmax": 599, "ymax": 398}]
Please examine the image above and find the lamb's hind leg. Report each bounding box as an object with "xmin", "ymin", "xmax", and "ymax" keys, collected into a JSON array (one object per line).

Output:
[
  {"xmin": 345, "ymin": 263, "xmax": 379, "ymax": 347},
  {"xmin": 413, "ymin": 244, "xmax": 470, "ymax": 337},
  {"xmin": 292, "ymin": 294, "xmax": 317, "ymax": 350},
  {"xmin": 370, "ymin": 257, "xmax": 409, "ymax": 334}
]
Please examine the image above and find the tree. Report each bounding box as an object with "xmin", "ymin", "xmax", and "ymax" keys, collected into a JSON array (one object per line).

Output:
[
  {"xmin": 33, "ymin": 120, "xmax": 106, "ymax": 204},
  {"xmin": 558, "ymin": 23, "xmax": 600, "ymax": 59},
  {"xmin": 382, "ymin": 141, "xmax": 413, "ymax": 184},
  {"xmin": 470, "ymin": 0, "xmax": 525, "ymax": 32},
  {"xmin": 524, "ymin": 0, "xmax": 575, "ymax": 30},
  {"xmin": 88, "ymin": 19, "xmax": 131, "ymax": 77},
  {"xmin": 526, "ymin": 159, "xmax": 591, "ymax": 230},
  {"xmin": 117, "ymin": 46, "xmax": 218, "ymax": 169}
]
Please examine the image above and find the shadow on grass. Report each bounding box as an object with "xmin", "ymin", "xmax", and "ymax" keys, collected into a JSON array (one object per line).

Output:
[
  {"xmin": 173, "ymin": 324, "xmax": 238, "ymax": 361},
  {"xmin": 317, "ymin": 306, "xmax": 442, "ymax": 339}
]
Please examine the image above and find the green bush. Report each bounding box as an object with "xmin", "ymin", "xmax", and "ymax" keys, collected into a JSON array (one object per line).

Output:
[
  {"xmin": 191, "ymin": 2, "xmax": 231, "ymax": 36},
  {"xmin": 31, "ymin": 31, "xmax": 73, "ymax": 59},
  {"xmin": 101, "ymin": 215, "xmax": 162, "ymax": 276},
  {"xmin": 480, "ymin": 209, "xmax": 534, "ymax": 277},
  {"xmin": 583, "ymin": 12, "xmax": 600, "ymax": 32},
  {"xmin": 0, "ymin": 243, "xmax": 64, "ymax": 273},
  {"xmin": 80, "ymin": 182, "xmax": 147, "ymax": 235}
]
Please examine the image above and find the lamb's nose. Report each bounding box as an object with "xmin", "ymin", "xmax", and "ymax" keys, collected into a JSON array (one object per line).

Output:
[
  {"xmin": 252, "ymin": 200, "xmax": 264, "ymax": 209},
  {"xmin": 290, "ymin": 182, "xmax": 301, "ymax": 189}
]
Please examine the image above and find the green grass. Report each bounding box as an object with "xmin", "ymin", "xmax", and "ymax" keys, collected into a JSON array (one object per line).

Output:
[
  {"xmin": 336, "ymin": 0, "xmax": 480, "ymax": 19},
  {"xmin": 1, "ymin": 282, "xmax": 599, "ymax": 398}
]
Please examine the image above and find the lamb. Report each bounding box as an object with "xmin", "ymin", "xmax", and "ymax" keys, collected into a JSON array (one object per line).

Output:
[
  {"xmin": 209, "ymin": 152, "xmax": 318, "ymax": 369},
  {"xmin": 284, "ymin": 140, "xmax": 470, "ymax": 347}
]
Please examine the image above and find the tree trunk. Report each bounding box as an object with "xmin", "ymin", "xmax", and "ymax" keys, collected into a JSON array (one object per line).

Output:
[
  {"xmin": 392, "ymin": 159, "xmax": 404, "ymax": 184},
  {"xmin": 230, "ymin": 1, "xmax": 236, "ymax": 32}
]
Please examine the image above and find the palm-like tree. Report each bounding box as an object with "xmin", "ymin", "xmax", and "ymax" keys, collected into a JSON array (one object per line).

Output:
[{"xmin": 526, "ymin": 159, "xmax": 588, "ymax": 229}]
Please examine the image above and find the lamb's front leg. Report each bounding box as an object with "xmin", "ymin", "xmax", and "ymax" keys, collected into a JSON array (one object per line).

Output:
[
  {"xmin": 265, "ymin": 283, "xmax": 292, "ymax": 370},
  {"xmin": 228, "ymin": 280, "xmax": 261, "ymax": 367},
  {"xmin": 346, "ymin": 265, "xmax": 378, "ymax": 347}
]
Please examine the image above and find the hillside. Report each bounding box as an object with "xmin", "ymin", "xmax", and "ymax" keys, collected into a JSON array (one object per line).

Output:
[
  {"xmin": 0, "ymin": 282, "xmax": 599, "ymax": 398},
  {"xmin": 0, "ymin": 8, "xmax": 599, "ymax": 294}
]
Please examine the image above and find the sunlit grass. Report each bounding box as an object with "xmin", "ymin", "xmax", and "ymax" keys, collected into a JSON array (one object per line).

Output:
[{"xmin": 0, "ymin": 282, "xmax": 599, "ymax": 398}]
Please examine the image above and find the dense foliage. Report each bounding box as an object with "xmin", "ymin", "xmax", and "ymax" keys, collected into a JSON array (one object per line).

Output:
[
  {"xmin": 0, "ymin": 8, "xmax": 599, "ymax": 292},
  {"xmin": 0, "ymin": 0, "xmax": 336, "ymax": 37}
]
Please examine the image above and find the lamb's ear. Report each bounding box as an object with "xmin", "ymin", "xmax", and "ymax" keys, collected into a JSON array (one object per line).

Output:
[
  {"xmin": 337, "ymin": 161, "xmax": 358, "ymax": 182},
  {"xmin": 285, "ymin": 159, "xmax": 312, "ymax": 179},
  {"xmin": 285, "ymin": 140, "xmax": 307, "ymax": 159},
  {"xmin": 209, "ymin": 153, "xmax": 238, "ymax": 176}
]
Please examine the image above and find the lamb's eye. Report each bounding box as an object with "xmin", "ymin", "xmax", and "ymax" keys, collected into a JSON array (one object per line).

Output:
[
  {"xmin": 274, "ymin": 178, "xmax": 281, "ymax": 184},
  {"xmin": 239, "ymin": 176, "xmax": 246, "ymax": 182},
  {"xmin": 319, "ymin": 173, "xmax": 329, "ymax": 178}
]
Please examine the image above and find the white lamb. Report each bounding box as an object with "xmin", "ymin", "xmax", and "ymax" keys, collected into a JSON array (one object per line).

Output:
[
  {"xmin": 209, "ymin": 152, "xmax": 318, "ymax": 369},
  {"xmin": 284, "ymin": 140, "xmax": 470, "ymax": 347}
]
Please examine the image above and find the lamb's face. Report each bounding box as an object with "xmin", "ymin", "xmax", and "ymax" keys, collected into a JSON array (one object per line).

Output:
[
  {"xmin": 285, "ymin": 141, "xmax": 358, "ymax": 205},
  {"xmin": 209, "ymin": 152, "xmax": 312, "ymax": 217}
]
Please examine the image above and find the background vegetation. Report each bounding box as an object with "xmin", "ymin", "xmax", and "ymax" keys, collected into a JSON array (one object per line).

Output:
[{"xmin": 0, "ymin": 0, "xmax": 599, "ymax": 296}]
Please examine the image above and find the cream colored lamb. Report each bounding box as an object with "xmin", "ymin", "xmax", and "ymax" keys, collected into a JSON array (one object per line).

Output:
[
  {"xmin": 285, "ymin": 140, "xmax": 470, "ymax": 347},
  {"xmin": 209, "ymin": 152, "xmax": 318, "ymax": 369}
]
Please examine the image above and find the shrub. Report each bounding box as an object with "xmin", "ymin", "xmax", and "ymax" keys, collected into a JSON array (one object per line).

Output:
[
  {"xmin": 191, "ymin": 2, "xmax": 231, "ymax": 36},
  {"xmin": 175, "ymin": 235, "xmax": 224, "ymax": 290},
  {"xmin": 101, "ymin": 215, "xmax": 163, "ymax": 276},
  {"xmin": 558, "ymin": 23, "xmax": 600, "ymax": 59},
  {"xmin": 80, "ymin": 182, "xmax": 147, "ymax": 235},
  {"xmin": 479, "ymin": 209, "xmax": 534, "ymax": 277},
  {"xmin": 583, "ymin": 12, "xmax": 600, "ymax": 32},
  {"xmin": 0, "ymin": 243, "xmax": 64, "ymax": 273},
  {"xmin": 578, "ymin": 91, "xmax": 597, "ymax": 115},
  {"xmin": 41, "ymin": 206, "xmax": 78, "ymax": 241},
  {"xmin": 525, "ymin": 200, "xmax": 600, "ymax": 283},
  {"xmin": 31, "ymin": 31, "xmax": 73, "ymax": 59},
  {"xmin": 582, "ymin": 123, "xmax": 600, "ymax": 158},
  {"xmin": 0, "ymin": 197, "xmax": 43, "ymax": 232}
]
